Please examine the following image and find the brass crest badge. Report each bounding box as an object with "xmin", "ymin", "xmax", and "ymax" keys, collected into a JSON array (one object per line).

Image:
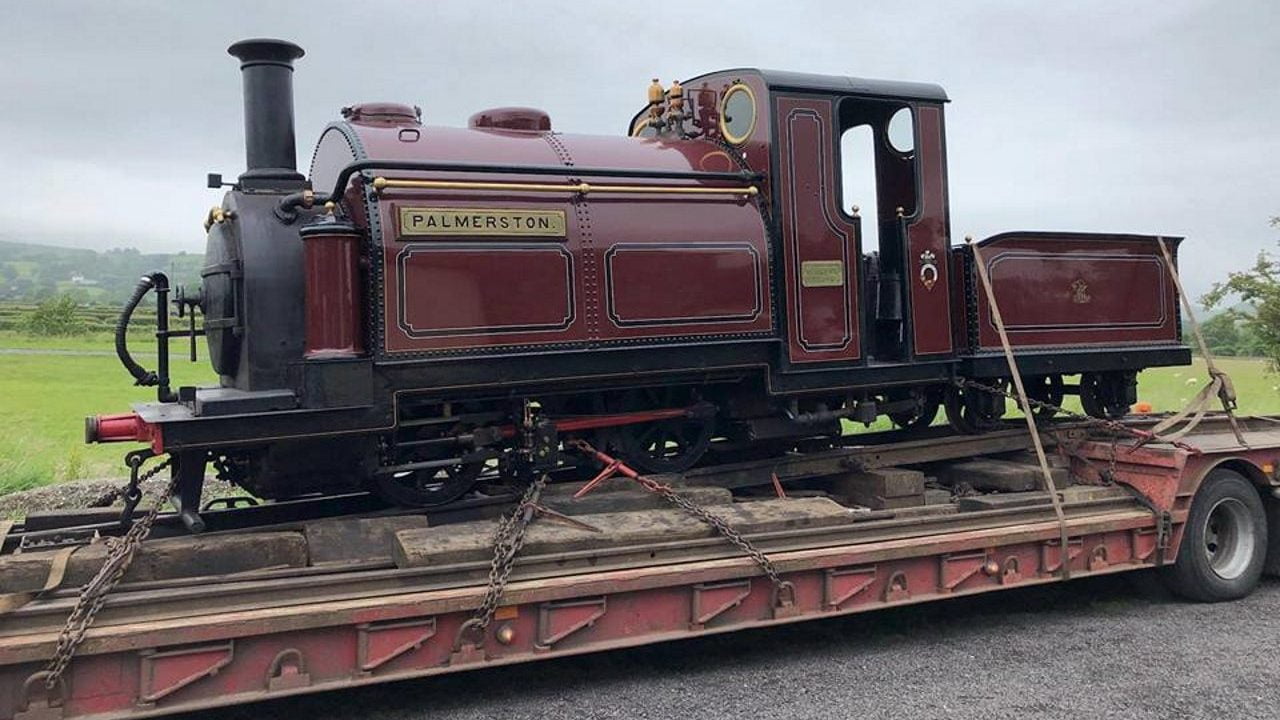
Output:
[
  {"xmin": 919, "ymin": 250, "xmax": 939, "ymax": 291},
  {"xmin": 1071, "ymin": 278, "xmax": 1092, "ymax": 304}
]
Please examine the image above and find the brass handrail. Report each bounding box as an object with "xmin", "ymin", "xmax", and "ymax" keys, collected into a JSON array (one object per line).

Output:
[{"xmin": 371, "ymin": 176, "xmax": 758, "ymax": 197}]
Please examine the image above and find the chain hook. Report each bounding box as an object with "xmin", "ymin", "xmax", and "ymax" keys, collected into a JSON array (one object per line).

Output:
[
  {"xmin": 119, "ymin": 449, "xmax": 155, "ymax": 528},
  {"xmin": 452, "ymin": 617, "xmax": 487, "ymax": 653},
  {"xmin": 772, "ymin": 580, "xmax": 797, "ymax": 609}
]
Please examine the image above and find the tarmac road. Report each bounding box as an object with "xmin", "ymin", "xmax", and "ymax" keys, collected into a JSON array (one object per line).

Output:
[{"xmin": 196, "ymin": 573, "xmax": 1280, "ymax": 720}]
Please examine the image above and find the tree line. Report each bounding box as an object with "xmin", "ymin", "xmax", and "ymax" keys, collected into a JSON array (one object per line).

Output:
[
  {"xmin": 0, "ymin": 241, "xmax": 202, "ymax": 304},
  {"xmin": 1201, "ymin": 217, "xmax": 1280, "ymax": 369}
]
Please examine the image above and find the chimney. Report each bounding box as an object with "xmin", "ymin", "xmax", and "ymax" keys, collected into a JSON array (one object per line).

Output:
[{"xmin": 226, "ymin": 38, "xmax": 305, "ymax": 189}]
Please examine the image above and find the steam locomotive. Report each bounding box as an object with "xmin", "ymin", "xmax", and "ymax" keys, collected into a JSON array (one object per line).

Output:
[{"xmin": 87, "ymin": 39, "xmax": 1190, "ymax": 531}]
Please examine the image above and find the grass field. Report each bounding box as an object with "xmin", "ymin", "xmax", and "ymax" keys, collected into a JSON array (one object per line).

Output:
[
  {"xmin": 2, "ymin": 331, "xmax": 1279, "ymax": 495},
  {"xmin": 0, "ymin": 331, "xmax": 215, "ymax": 493}
]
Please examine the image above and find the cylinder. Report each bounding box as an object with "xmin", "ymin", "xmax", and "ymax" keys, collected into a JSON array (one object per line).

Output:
[
  {"xmin": 299, "ymin": 220, "xmax": 365, "ymax": 358},
  {"xmin": 226, "ymin": 38, "xmax": 305, "ymax": 187}
]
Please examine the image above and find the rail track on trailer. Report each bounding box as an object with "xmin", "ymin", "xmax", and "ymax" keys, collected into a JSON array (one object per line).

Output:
[{"xmin": 3, "ymin": 414, "xmax": 1280, "ymax": 720}]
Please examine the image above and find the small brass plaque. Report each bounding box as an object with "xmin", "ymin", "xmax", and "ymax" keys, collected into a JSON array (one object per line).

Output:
[
  {"xmin": 399, "ymin": 207, "xmax": 567, "ymax": 237},
  {"xmin": 801, "ymin": 260, "xmax": 845, "ymax": 288}
]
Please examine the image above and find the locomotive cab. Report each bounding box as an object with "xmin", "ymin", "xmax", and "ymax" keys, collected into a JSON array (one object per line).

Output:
[{"xmin": 632, "ymin": 71, "xmax": 960, "ymax": 382}]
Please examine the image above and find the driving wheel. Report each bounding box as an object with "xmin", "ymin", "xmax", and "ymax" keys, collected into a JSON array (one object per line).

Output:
[
  {"xmin": 613, "ymin": 388, "xmax": 715, "ymax": 474},
  {"xmin": 1025, "ymin": 374, "xmax": 1065, "ymax": 420},
  {"xmin": 1079, "ymin": 372, "xmax": 1132, "ymax": 420},
  {"xmin": 887, "ymin": 388, "xmax": 942, "ymax": 432},
  {"xmin": 371, "ymin": 459, "xmax": 485, "ymax": 507},
  {"xmin": 944, "ymin": 381, "xmax": 1006, "ymax": 434}
]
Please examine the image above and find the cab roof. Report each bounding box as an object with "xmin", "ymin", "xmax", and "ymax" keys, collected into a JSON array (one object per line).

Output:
[{"xmin": 696, "ymin": 68, "xmax": 949, "ymax": 103}]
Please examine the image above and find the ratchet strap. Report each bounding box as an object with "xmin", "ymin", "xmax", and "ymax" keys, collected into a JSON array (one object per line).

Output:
[
  {"xmin": 0, "ymin": 522, "xmax": 78, "ymax": 616},
  {"xmin": 1155, "ymin": 237, "xmax": 1247, "ymax": 447},
  {"xmin": 967, "ymin": 237, "xmax": 1072, "ymax": 578}
]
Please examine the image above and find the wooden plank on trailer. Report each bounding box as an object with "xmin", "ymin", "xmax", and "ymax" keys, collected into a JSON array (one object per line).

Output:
[
  {"xmin": 304, "ymin": 516, "xmax": 430, "ymax": 565},
  {"xmin": 538, "ymin": 485, "xmax": 732, "ymax": 516},
  {"xmin": 933, "ymin": 459, "xmax": 1070, "ymax": 493},
  {"xmin": 0, "ymin": 532, "xmax": 307, "ymax": 593},
  {"xmin": 393, "ymin": 497, "xmax": 855, "ymax": 568}
]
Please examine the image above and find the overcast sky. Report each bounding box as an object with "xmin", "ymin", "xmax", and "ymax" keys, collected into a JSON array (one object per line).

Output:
[{"xmin": 1, "ymin": 0, "xmax": 1276, "ymax": 296}]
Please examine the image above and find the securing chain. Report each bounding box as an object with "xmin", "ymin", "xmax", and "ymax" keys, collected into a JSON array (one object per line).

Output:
[
  {"xmin": 956, "ymin": 378, "xmax": 1201, "ymax": 454},
  {"xmin": 455, "ymin": 472, "xmax": 550, "ymax": 647},
  {"xmin": 43, "ymin": 455, "xmax": 174, "ymax": 690},
  {"xmin": 634, "ymin": 473, "xmax": 792, "ymax": 600},
  {"xmin": 568, "ymin": 439, "xmax": 794, "ymax": 605},
  {"xmin": 86, "ymin": 450, "xmax": 153, "ymax": 510}
]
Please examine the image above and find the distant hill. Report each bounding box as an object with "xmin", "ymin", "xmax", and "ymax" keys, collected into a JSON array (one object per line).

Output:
[{"xmin": 0, "ymin": 240, "xmax": 204, "ymax": 304}]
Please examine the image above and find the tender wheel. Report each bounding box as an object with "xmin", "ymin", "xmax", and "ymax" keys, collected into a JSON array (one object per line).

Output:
[
  {"xmin": 1079, "ymin": 372, "xmax": 1133, "ymax": 420},
  {"xmin": 1025, "ymin": 374, "xmax": 1064, "ymax": 420},
  {"xmin": 944, "ymin": 381, "xmax": 1006, "ymax": 434},
  {"xmin": 613, "ymin": 388, "xmax": 714, "ymax": 474},
  {"xmin": 1162, "ymin": 468, "xmax": 1267, "ymax": 602},
  {"xmin": 371, "ymin": 461, "xmax": 484, "ymax": 507},
  {"xmin": 887, "ymin": 388, "xmax": 941, "ymax": 432}
]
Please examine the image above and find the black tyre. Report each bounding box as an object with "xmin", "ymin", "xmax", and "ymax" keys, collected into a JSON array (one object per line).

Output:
[{"xmin": 1162, "ymin": 468, "xmax": 1267, "ymax": 602}]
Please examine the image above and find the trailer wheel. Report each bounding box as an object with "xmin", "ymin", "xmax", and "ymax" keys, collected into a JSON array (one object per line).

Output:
[{"xmin": 1163, "ymin": 468, "xmax": 1267, "ymax": 602}]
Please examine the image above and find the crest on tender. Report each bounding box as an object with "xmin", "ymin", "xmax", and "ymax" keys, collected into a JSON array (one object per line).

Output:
[{"xmin": 1071, "ymin": 278, "xmax": 1092, "ymax": 304}]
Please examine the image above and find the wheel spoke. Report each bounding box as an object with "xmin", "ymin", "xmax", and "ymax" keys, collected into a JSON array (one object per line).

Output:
[
  {"xmin": 617, "ymin": 403, "xmax": 712, "ymax": 474},
  {"xmin": 637, "ymin": 424, "xmax": 662, "ymax": 446}
]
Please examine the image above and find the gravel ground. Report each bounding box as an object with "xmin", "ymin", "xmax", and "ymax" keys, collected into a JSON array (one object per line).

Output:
[
  {"xmin": 0, "ymin": 475, "xmax": 238, "ymax": 519},
  {"xmin": 194, "ymin": 572, "xmax": 1280, "ymax": 720}
]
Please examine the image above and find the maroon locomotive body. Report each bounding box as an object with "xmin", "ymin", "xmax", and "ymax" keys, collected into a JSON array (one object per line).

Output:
[{"xmin": 89, "ymin": 40, "xmax": 1189, "ymax": 529}]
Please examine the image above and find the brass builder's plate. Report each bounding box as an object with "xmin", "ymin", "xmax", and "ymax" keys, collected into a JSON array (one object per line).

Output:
[
  {"xmin": 800, "ymin": 260, "xmax": 845, "ymax": 288},
  {"xmin": 399, "ymin": 207, "xmax": 567, "ymax": 237}
]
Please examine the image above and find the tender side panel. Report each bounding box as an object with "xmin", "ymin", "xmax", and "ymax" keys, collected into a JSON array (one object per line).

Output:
[
  {"xmin": 972, "ymin": 233, "xmax": 1182, "ymax": 349},
  {"xmin": 774, "ymin": 96, "xmax": 862, "ymax": 364},
  {"xmin": 905, "ymin": 104, "xmax": 953, "ymax": 357}
]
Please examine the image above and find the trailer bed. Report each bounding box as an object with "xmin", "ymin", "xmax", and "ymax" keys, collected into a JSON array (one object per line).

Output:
[{"xmin": 3, "ymin": 416, "xmax": 1278, "ymax": 720}]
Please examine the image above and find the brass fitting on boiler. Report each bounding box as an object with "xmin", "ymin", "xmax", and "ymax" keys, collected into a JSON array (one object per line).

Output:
[
  {"xmin": 667, "ymin": 79, "xmax": 685, "ymax": 135},
  {"xmin": 647, "ymin": 78, "xmax": 667, "ymax": 132},
  {"xmin": 203, "ymin": 206, "xmax": 226, "ymax": 232}
]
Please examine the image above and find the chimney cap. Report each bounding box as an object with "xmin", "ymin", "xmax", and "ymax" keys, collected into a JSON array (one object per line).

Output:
[{"xmin": 227, "ymin": 38, "xmax": 304, "ymax": 68}]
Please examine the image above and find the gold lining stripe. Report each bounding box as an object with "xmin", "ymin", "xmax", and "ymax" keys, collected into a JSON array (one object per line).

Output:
[{"xmin": 373, "ymin": 176, "xmax": 758, "ymax": 197}]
